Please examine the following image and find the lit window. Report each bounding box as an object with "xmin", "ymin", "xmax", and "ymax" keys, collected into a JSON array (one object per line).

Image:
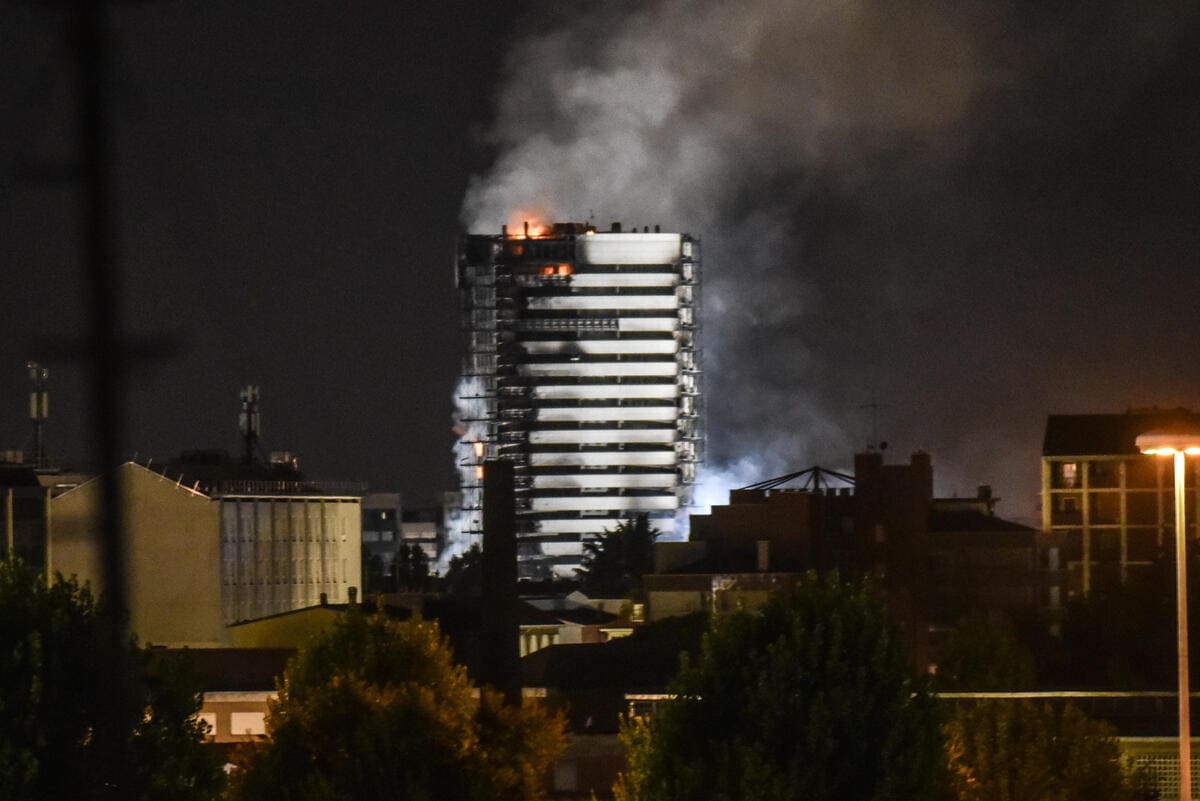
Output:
[
  {"xmin": 1061, "ymin": 462, "xmax": 1078, "ymax": 488},
  {"xmin": 230, "ymin": 712, "xmax": 266, "ymax": 737}
]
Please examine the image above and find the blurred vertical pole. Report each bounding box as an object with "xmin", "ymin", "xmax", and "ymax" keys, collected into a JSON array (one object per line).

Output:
[
  {"xmin": 43, "ymin": 487, "xmax": 52, "ymax": 584},
  {"xmin": 480, "ymin": 459, "xmax": 521, "ymax": 704},
  {"xmin": 75, "ymin": 0, "xmax": 127, "ymax": 615},
  {"xmin": 5, "ymin": 488, "xmax": 13, "ymax": 557},
  {"xmin": 74, "ymin": 0, "xmax": 131, "ymax": 794}
]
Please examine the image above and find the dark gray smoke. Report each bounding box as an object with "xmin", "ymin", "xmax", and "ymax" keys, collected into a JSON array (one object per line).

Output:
[{"xmin": 464, "ymin": 0, "xmax": 1200, "ymax": 520}]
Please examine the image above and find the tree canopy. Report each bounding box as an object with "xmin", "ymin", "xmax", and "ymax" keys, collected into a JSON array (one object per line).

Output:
[
  {"xmin": 226, "ymin": 607, "xmax": 566, "ymax": 801},
  {"xmin": 616, "ymin": 572, "xmax": 943, "ymax": 801},
  {"xmin": 944, "ymin": 699, "xmax": 1148, "ymax": 801},
  {"xmin": 576, "ymin": 513, "xmax": 659, "ymax": 598},
  {"xmin": 443, "ymin": 543, "xmax": 484, "ymax": 597},
  {"xmin": 0, "ymin": 556, "xmax": 222, "ymax": 801},
  {"xmin": 934, "ymin": 611, "xmax": 1037, "ymax": 691}
]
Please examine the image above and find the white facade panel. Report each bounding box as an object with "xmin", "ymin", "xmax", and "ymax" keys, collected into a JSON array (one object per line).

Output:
[
  {"xmin": 521, "ymin": 339, "xmax": 677, "ymax": 355},
  {"xmin": 535, "ymin": 407, "xmax": 678, "ymax": 422},
  {"xmin": 531, "ymin": 496, "xmax": 679, "ymax": 512},
  {"xmin": 579, "ymin": 233, "xmax": 681, "ymax": 265},
  {"xmin": 540, "ymin": 542, "xmax": 584, "ymax": 557},
  {"xmin": 529, "ymin": 429, "xmax": 677, "ymax": 445},
  {"xmin": 536, "ymin": 518, "xmax": 678, "ymax": 535},
  {"xmin": 532, "ymin": 473, "xmax": 678, "ymax": 489},
  {"xmin": 532, "ymin": 384, "xmax": 678, "ymax": 400},
  {"xmin": 570, "ymin": 273, "xmax": 677, "ymax": 288},
  {"xmin": 529, "ymin": 451, "xmax": 677, "ymax": 467},
  {"xmin": 218, "ymin": 497, "xmax": 361, "ymax": 624},
  {"xmin": 520, "ymin": 362, "xmax": 678, "ymax": 378},
  {"xmin": 618, "ymin": 317, "xmax": 679, "ymax": 332},
  {"xmin": 526, "ymin": 295, "xmax": 679, "ymax": 311}
]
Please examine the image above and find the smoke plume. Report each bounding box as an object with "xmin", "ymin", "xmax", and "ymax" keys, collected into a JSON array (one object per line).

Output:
[{"xmin": 463, "ymin": 0, "xmax": 1200, "ymax": 519}]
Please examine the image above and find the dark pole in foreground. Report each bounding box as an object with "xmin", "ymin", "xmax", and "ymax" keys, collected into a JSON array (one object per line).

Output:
[
  {"xmin": 480, "ymin": 459, "xmax": 521, "ymax": 704},
  {"xmin": 75, "ymin": 2, "xmax": 131, "ymax": 794}
]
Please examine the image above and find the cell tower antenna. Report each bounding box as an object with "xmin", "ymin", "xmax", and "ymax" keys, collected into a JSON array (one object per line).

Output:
[
  {"xmin": 238, "ymin": 385, "xmax": 261, "ymax": 464},
  {"xmin": 26, "ymin": 361, "xmax": 49, "ymax": 469}
]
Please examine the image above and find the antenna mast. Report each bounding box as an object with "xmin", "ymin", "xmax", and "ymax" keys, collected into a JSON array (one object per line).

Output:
[
  {"xmin": 27, "ymin": 361, "xmax": 49, "ymax": 469},
  {"xmin": 238, "ymin": 386, "xmax": 260, "ymax": 464}
]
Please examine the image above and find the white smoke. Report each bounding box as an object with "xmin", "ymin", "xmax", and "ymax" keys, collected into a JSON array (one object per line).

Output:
[
  {"xmin": 442, "ymin": 375, "xmax": 491, "ymax": 568},
  {"xmin": 463, "ymin": 0, "xmax": 989, "ymax": 520}
]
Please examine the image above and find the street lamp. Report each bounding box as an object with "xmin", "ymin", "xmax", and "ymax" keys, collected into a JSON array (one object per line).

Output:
[{"xmin": 1138, "ymin": 427, "xmax": 1200, "ymax": 801}]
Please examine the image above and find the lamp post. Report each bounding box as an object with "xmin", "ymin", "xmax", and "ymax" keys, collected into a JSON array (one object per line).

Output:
[{"xmin": 1137, "ymin": 428, "xmax": 1200, "ymax": 801}]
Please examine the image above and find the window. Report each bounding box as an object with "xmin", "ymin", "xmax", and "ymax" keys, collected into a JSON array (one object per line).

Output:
[
  {"xmin": 362, "ymin": 530, "xmax": 379, "ymax": 543},
  {"xmin": 1060, "ymin": 462, "xmax": 1078, "ymax": 489},
  {"xmin": 230, "ymin": 712, "xmax": 266, "ymax": 737}
]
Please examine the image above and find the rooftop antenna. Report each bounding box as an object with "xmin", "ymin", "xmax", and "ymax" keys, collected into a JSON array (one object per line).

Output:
[
  {"xmin": 26, "ymin": 361, "xmax": 49, "ymax": 469},
  {"xmin": 238, "ymin": 385, "xmax": 261, "ymax": 464},
  {"xmin": 859, "ymin": 389, "xmax": 890, "ymax": 451}
]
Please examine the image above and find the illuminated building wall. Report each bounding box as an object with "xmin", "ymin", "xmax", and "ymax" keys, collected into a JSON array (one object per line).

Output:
[
  {"xmin": 453, "ymin": 222, "xmax": 700, "ymax": 577},
  {"xmin": 1042, "ymin": 409, "xmax": 1200, "ymax": 600}
]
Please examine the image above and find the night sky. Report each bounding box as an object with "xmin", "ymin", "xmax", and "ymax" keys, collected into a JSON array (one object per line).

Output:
[{"xmin": 2, "ymin": 1, "xmax": 1198, "ymax": 522}]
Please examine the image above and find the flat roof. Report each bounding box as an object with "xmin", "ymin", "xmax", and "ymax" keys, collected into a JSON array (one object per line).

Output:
[{"xmin": 1043, "ymin": 409, "xmax": 1200, "ymax": 456}]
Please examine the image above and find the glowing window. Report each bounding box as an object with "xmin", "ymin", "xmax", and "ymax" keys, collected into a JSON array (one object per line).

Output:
[
  {"xmin": 1060, "ymin": 462, "xmax": 1078, "ymax": 488},
  {"xmin": 230, "ymin": 712, "xmax": 266, "ymax": 736}
]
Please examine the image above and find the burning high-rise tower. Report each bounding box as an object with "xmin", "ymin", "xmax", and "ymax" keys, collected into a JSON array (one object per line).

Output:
[{"xmin": 451, "ymin": 221, "xmax": 701, "ymax": 578}]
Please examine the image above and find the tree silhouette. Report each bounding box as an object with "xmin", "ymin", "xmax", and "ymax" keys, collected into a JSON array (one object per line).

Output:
[
  {"xmin": 0, "ymin": 557, "xmax": 223, "ymax": 801},
  {"xmin": 616, "ymin": 572, "xmax": 943, "ymax": 801},
  {"xmin": 944, "ymin": 700, "xmax": 1148, "ymax": 801},
  {"xmin": 577, "ymin": 513, "xmax": 659, "ymax": 598},
  {"xmin": 226, "ymin": 608, "xmax": 565, "ymax": 801}
]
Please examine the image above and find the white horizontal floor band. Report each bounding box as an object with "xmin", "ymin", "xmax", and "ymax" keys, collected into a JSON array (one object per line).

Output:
[
  {"xmin": 529, "ymin": 452, "xmax": 678, "ymax": 467},
  {"xmin": 526, "ymin": 295, "xmax": 680, "ymax": 311},
  {"xmin": 529, "ymin": 429, "xmax": 677, "ymax": 444},
  {"xmin": 531, "ymin": 473, "xmax": 678, "ymax": 489},
  {"xmin": 520, "ymin": 339, "xmax": 678, "ymax": 355},
  {"xmin": 618, "ymin": 318, "xmax": 679, "ymax": 332},
  {"xmin": 534, "ymin": 518, "xmax": 678, "ymax": 535},
  {"xmin": 569, "ymin": 273, "xmax": 678, "ymax": 288},
  {"xmin": 531, "ymin": 496, "xmax": 679, "ymax": 512},
  {"xmin": 520, "ymin": 362, "xmax": 678, "ymax": 377},
  {"xmin": 579, "ymin": 234, "xmax": 681, "ymax": 265},
  {"xmin": 531, "ymin": 385, "xmax": 679, "ymax": 400},
  {"xmin": 535, "ymin": 407, "xmax": 678, "ymax": 422}
]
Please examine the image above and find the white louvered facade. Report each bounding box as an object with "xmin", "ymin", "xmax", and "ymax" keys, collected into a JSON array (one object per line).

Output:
[{"xmin": 453, "ymin": 222, "xmax": 701, "ymax": 578}]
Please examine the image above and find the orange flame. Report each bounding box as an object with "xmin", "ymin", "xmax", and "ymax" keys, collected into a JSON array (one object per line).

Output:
[{"xmin": 505, "ymin": 208, "xmax": 550, "ymax": 238}]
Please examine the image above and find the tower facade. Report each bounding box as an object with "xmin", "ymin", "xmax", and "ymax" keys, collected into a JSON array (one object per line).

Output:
[{"xmin": 452, "ymin": 221, "xmax": 700, "ymax": 578}]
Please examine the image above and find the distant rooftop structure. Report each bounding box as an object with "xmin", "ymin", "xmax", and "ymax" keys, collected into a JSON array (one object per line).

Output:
[
  {"xmin": 154, "ymin": 450, "xmax": 367, "ymax": 497},
  {"xmin": 1043, "ymin": 408, "xmax": 1200, "ymax": 456},
  {"xmin": 1041, "ymin": 407, "xmax": 1200, "ymax": 598}
]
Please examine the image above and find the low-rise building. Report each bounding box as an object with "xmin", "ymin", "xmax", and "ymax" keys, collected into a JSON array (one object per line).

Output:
[
  {"xmin": 1042, "ymin": 408, "xmax": 1200, "ymax": 598},
  {"xmin": 50, "ymin": 457, "xmax": 362, "ymax": 647}
]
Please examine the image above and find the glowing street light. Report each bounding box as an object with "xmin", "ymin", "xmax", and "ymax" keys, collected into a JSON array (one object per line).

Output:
[{"xmin": 1138, "ymin": 426, "xmax": 1200, "ymax": 801}]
